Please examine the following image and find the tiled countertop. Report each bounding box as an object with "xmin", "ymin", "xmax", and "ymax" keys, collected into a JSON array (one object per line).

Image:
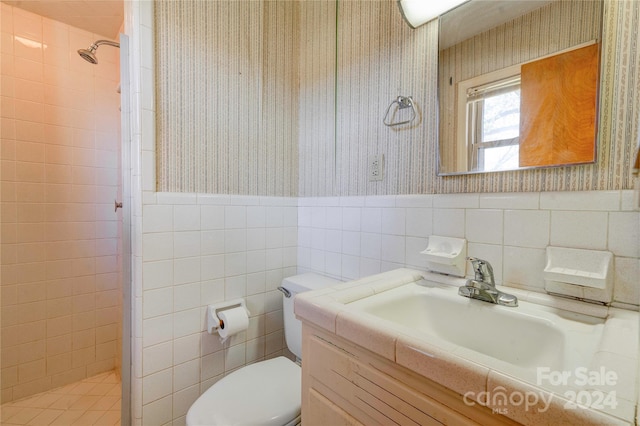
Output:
[{"xmin": 295, "ymin": 268, "xmax": 639, "ymax": 425}]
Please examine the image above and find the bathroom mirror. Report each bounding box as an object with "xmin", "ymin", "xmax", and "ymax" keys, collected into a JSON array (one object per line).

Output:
[{"xmin": 437, "ymin": 0, "xmax": 603, "ymax": 176}]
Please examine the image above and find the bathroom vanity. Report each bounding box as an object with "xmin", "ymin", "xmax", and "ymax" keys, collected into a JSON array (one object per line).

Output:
[{"xmin": 296, "ymin": 269, "xmax": 639, "ymax": 425}]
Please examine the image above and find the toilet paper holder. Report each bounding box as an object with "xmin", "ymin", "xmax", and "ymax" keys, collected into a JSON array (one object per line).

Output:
[{"xmin": 207, "ymin": 299, "xmax": 251, "ymax": 335}]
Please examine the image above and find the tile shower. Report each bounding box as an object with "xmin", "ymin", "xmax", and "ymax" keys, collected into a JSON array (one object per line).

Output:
[{"xmin": 0, "ymin": 4, "xmax": 122, "ymax": 406}]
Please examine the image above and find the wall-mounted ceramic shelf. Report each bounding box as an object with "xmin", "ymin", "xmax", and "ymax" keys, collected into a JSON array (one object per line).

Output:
[{"xmin": 420, "ymin": 236, "xmax": 467, "ymax": 277}]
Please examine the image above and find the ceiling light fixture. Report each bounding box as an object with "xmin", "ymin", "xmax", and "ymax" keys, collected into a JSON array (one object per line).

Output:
[{"xmin": 397, "ymin": 0, "xmax": 469, "ymax": 28}]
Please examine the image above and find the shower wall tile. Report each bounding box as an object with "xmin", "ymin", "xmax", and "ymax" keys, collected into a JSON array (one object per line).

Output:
[{"xmin": 0, "ymin": 6, "xmax": 122, "ymax": 403}]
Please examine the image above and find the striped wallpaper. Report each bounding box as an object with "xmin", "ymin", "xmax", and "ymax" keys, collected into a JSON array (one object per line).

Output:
[
  {"xmin": 155, "ymin": 0, "xmax": 299, "ymax": 196},
  {"xmin": 155, "ymin": 0, "xmax": 639, "ymax": 197}
]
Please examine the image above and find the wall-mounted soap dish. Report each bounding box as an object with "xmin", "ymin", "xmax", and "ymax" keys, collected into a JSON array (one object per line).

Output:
[
  {"xmin": 544, "ymin": 246, "xmax": 613, "ymax": 303},
  {"xmin": 420, "ymin": 236, "xmax": 467, "ymax": 277}
]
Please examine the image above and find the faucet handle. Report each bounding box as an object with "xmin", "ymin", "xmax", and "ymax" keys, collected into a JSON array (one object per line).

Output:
[{"xmin": 466, "ymin": 257, "xmax": 495, "ymax": 285}]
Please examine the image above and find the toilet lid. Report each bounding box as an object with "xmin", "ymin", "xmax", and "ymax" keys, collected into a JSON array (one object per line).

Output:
[{"xmin": 186, "ymin": 357, "xmax": 301, "ymax": 426}]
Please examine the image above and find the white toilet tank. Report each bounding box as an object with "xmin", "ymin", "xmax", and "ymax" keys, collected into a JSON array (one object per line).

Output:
[{"xmin": 281, "ymin": 273, "xmax": 340, "ymax": 359}]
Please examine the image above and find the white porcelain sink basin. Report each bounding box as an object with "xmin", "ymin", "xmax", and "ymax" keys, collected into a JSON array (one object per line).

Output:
[{"xmin": 349, "ymin": 280, "xmax": 605, "ymax": 373}]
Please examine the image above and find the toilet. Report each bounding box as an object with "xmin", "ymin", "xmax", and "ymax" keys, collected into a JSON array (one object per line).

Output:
[{"xmin": 186, "ymin": 273, "xmax": 340, "ymax": 426}]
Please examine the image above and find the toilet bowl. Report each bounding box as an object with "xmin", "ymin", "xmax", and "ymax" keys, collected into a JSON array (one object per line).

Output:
[{"xmin": 186, "ymin": 273, "xmax": 339, "ymax": 426}]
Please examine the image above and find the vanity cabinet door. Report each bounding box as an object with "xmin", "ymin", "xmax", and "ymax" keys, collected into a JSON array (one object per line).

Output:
[
  {"xmin": 302, "ymin": 327, "xmax": 482, "ymax": 426},
  {"xmin": 307, "ymin": 388, "xmax": 364, "ymax": 426}
]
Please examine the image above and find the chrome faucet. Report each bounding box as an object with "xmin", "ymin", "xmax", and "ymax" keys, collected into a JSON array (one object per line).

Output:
[{"xmin": 458, "ymin": 257, "xmax": 518, "ymax": 307}]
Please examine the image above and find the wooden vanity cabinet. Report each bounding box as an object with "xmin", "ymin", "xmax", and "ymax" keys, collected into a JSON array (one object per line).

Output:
[{"xmin": 301, "ymin": 324, "xmax": 519, "ymax": 426}]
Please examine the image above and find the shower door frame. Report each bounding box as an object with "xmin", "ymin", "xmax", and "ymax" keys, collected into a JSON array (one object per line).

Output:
[{"xmin": 119, "ymin": 32, "xmax": 132, "ymax": 426}]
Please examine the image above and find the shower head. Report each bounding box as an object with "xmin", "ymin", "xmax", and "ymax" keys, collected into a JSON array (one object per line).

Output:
[{"xmin": 77, "ymin": 40, "xmax": 120, "ymax": 64}]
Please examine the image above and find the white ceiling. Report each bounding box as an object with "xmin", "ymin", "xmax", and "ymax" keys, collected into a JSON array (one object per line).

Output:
[
  {"xmin": 3, "ymin": 0, "xmax": 124, "ymax": 39},
  {"xmin": 440, "ymin": 0, "xmax": 554, "ymax": 50}
]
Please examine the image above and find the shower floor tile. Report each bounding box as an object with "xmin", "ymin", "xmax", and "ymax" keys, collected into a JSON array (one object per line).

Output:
[{"xmin": 0, "ymin": 371, "xmax": 121, "ymax": 426}]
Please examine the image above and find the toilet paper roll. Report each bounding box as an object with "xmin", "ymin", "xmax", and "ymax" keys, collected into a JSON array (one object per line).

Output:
[{"xmin": 217, "ymin": 307, "xmax": 249, "ymax": 343}]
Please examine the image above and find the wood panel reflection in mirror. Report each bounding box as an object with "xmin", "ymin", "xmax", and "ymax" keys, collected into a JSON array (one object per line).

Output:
[{"xmin": 437, "ymin": 0, "xmax": 603, "ymax": 176}]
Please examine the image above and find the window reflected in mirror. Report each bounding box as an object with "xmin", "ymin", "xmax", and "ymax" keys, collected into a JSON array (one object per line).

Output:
[{"xmin": 438, "ymin": 0, "xmax": 602, "ymax": 176}]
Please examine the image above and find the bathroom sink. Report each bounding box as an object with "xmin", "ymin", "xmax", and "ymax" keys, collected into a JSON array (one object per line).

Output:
[{"xmin": 348, "ymin": 280, "xmax": 605, "ymax": 372}]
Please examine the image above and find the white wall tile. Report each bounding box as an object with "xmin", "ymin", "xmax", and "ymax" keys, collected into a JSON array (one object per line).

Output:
[
  {"xmin": 174, "ymin": 205, "xmax": 200, "ymax": 231},
  {"xmin": 173, "ymin": 334, "xmax": 200, "ymax": 365},
  {"xmin": 342, "ymin": 207, "xmax": 361, "ymax": 231},
  {"xmin": 359, "ymin": 258, "xmax": 381, "ymax": 276},
  {"xmin": 224, "ymin": 229, "xmax": 246, "ymax": 253},
  {"xmin": 142, "ymin": 260, "xmax": 173, "ymax": 290},
  {"xmin": 311, "ymin": 207, "xmax": 326, "ymax": 228},
  {"xmin": 541, "ymin": 190, "xmax": 620, "ymax": 211},
  {"xmin": 405, "ymin": 208, "xmax": 432, "ymax": 238},
  {"xmin": 479, "ymin": 193, "xmax": 539, "ymax": 210},
  {"xmin": 360, "ymin": 233, "xmax": 381, "ymax": 260},
  {"xmin": 200, "ymin": 279, "xmax": 224, "ymax": 305},
  {"xmin": 608, "ymin": 212, "xmax": 639, "ymax": 257},
  {"xmin": 432, "ymin": 208, "xmax": 465, "ymax": 238},
  {"xmin": 246, "ymin": 250, "xmax": 266, "ymax": 274},
  {"xmin": 142, "ymin": 395, "xmax": 172, "ymax": 426},
  {"xmin": 200, "ymin": 255, "xmax": 224, "ymax": 281},
  {"xmin": 174, "ymin": 257, "xmax": 201, "ymax": 285},
  {"xmin": 143, "ymin": 341, "xmax": 173, "ymax": 376},
  {"xmin": 311, "ymin": 229, "xmax": 325, "ymax": 250},
  {"xmin": 465, "ymin": 209, "xmax": 503, "ymax": 245},
  {"xmin": 433, "ymin": 193, "xmax": 479, "ymax": 208},
  {"xmin": 143, "ymin": 315, "xmax": 173, "ymax": 348},
  {"xmin": 143, "ymin": 368, "xmax": 173, "ymax": 404},
  {"xmin": 550, "ymin": 211, "xmax": 608, "ymax": 249},
  {"xmin": 265, "ymin": 248, "xmax": 283, "ymax": 270},
  {"xmin": 143, "ymin": 232, "xmax": 173, "ymax": 261},
  {"xmin": 395, "ymin": 194, "xmax": 433, "ymax": 207},
  {"xmin": 325, "ymin": 252, "xmax": 342, "ymax": 276},
  {"xmin": 361, "ymin": 208, "xmax": 381, "ymax": 233},
  {"xmin": 225, "ymin": 275, "xmax": 246, "ymax": 299},
  {"xmin": 613, "ymin": 257, "xmax": 640, "ymax": 305},
  {"xmin": 246, "ymin": 206, "xmax": 265, "ymax": 228},
  {"xmin": 173, "ymin": 308, "xmax": 201, "ymax": 339},
  {"xmin": 201, "ymin": 230, "xmax": 225, "ymax": 255},
  {"xmin": 224, "ymin": 206, "xmax": 246, "ymax": 229},
  {"xmin": 380, "ymin": 234, "xmax": 405, "ymax": 264},
  {"xmin": 143, "ymin": 205, "xmax": 173, "ymax": 233},
  {"xmin": 265, "ymin": 207, "xmax": 284, "ymax": 227},
  {"xmin": 173, "ymin": 282, "xmax": 200, "ymax": 312},
  {"xmin": 325, "ymin": 207, "xmax": 342, "ymax": 230},
  {"xmin": 341, "ymin": 254, "xmax": 360, "ymax": 279},
  {"xmin": 504, "ymin": 210, "xmax": 550, "ymax": 248},
  {"xmin": 174, "ymin": 231, "xmax": 201, "ymax": 258},
  {"xmin": 200, "ymin": 205, "xmax": 225, "ymax": 230},
  {"xmin": 224, "ymin": 252, "xmax": 247, "ymax": 277},
  {"xmin": 224, "ymin": 343, "xmax": 246, "ymax": 371},
  {"xmin": 247, "ymin": 228, "xmax": 266, "ymax": 251},
  {"xmin": 324, "ymin": 229, "xmax": 342, "ymax": 253},
  {"xmin": 172, "ymin": 385, "xmax": 200, "ymax": 420},
  {"xmin": 341, "ymin": 231, "xmax": 360, "ymax": 256},
  {"xmin": 200, "ymin": 350, "xmax": 224, "ymax": 381},
  {"xmin": 173, "ymin": 359, "xmax": 200, "ymax": 392},
  {"xmin": 503, "ymin": 246, "xmax": 546, "ymax": 290},
  {"xmin": 156, "ymin": 193, "xmax": 197, "ymax": 205},
  {"xmin": 381, "ymin": 208, "xmax": 405, "ymax": 235},
  {"xmin": 143, "ymin": 288, "xmax": 173, "ymax": 319},
  {"xmin": 405, "ymin": 237, "xmax": 427, "ymax": 269}
]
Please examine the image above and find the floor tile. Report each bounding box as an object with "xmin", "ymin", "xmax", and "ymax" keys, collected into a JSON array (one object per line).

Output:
[
  {"xmin": 26, "ymin": 409, "xmax": 64, "ymax": 426},
  {"xmin": 2, "ymin": 371, "xmax": 121, "ymax": 426}
]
